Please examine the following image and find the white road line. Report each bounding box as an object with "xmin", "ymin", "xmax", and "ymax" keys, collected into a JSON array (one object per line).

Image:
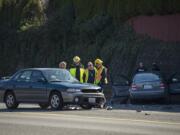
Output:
[{"xmin": 15, "ymin": 112, "xmax": 180, "ymax": 126}]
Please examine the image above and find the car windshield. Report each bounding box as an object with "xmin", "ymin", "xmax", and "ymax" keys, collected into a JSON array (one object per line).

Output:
[
  {"xmin": 43, "ymin": 69, "xmax": 78, "ymax": 83},
  {"xmin": 133, "ymin": 73, "xmax": 161, "ymax": 83}
]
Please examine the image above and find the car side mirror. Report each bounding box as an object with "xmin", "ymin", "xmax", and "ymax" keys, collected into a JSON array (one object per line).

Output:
[{"xmin": 37, "ymin": 78, "xmax": 47, "ymax": 83}]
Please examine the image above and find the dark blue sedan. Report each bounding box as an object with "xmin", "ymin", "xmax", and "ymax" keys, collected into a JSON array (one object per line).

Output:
[{"xmin": 0, "ymin": 68, "xmax": 105, "ymax": 110}]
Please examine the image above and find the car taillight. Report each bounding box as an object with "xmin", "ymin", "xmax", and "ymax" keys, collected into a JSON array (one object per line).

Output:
[
  {"xmin": 131, "ymin": 84, "xmax": 137, "ymax": 90},
  {"xmin": 160, "ymin": 83, "xmax": 165, "ymax": 89}
]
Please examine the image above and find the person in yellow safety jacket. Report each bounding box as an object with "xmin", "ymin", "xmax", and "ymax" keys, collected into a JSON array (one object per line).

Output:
[
  {"xmin": 94, "ymin": 58, "xmax": 108, "ymax": 86},
  {"xmin": 84, "ymin": 62, "xmax": 97, "ymax": 84},
  {"xmin": 70, "ymin": 56, "xmax": 85, "ymax": 83}
]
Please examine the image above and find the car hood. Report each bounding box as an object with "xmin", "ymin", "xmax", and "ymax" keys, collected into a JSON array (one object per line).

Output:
[
  {"xmin": 50, "ymin": 81, "xmax": 101, "ymax": 90},
  {"xmin": 0, "ymin": 79, "xmax": 10, "ymax": 83},
  {"xmin": 0, "ymin": 79, "xmax": 10, "ymax": 88}
]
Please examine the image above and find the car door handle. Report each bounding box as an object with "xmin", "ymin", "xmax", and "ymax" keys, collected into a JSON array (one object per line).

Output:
[{"xmin": 29, "ymin": 86, "xmax": 33, "ymax": 88}]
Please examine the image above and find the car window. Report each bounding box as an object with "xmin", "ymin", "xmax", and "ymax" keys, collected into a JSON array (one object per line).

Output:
[
  {"xmin": 16, "ymin": 71, "xmax": 32, "ymax": 82},
  {"xmin": 133, "ymin": 73, "xmax": 161, "ymax": 83},
  {"xmin": 43, "ymin": 69, "xmax": 78, "ymax": 82},
  {"xmin": 31, "ymin": 71, "xmax": 45, "ymax": 82},
  {"xmin": 12, "ymin": 72, "xmax": 22, "ymax": 81},
  {"xmin": 113, "ymin": 76, "xmax": 129, "ymax": 86}
]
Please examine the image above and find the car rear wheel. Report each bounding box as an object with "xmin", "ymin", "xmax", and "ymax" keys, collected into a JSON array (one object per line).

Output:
[
  {"xmin": 5, "ymin": 92, "xmax": 19, "ymax": 109},
  {"xmin": 49, "ymin": 92, "xmax": 63, "ymax": 110},
  {"xmin": 39, "ymin": 103, "xmax": 49, "ymax": 109},
  {"xmin": 80, "ymin": 104, "xmax": 92, "ymax": 110}
]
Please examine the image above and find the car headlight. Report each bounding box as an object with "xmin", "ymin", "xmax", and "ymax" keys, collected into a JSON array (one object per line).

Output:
[{"xmin": 67, "ymin": 88, "xmax": 81, "ymax": 93}]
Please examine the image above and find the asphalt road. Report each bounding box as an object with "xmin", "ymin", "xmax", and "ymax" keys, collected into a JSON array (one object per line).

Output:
[{"xmin": 0, "ymin": 103, "xmax": 180, "ymax": 135}]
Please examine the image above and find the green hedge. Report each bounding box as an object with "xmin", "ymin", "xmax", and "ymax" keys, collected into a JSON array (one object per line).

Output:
[
  {"xmin": 49, "ymin": 0, "xmax": 180, "ymax": 21},
  {"xmin": 0, "ymin": 0, "xmax": 180, "ymax": 78},
  {"xmin": 1, "ymin": 0, "xmax": 180, "ymax": 30},
  {"xmin": 0, "ymin": 0, "xmax": 44, "ymax": 30}
]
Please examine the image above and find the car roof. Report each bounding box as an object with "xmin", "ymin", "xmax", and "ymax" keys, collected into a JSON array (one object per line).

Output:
[
  {"xmin": 10, "ymin": 68, "xmax": 68, "ymax": 80},
  {"xmin": 17, "ymin": 68, "xmax": 68, "ymax": 73},
  {"xmin": 133, "ymin": 71, "xmax": 163, "ymax": 79},
  {"xmin": 21, "ymin": 68, "xmax": 65, "ymax": 71},
  {"xmin": 133, "ymin": 72, "xmax": 163, "ymax": 79},
  {"xmin": 134, "ymin": 72, "xmax": 161, "ymax": 76}
]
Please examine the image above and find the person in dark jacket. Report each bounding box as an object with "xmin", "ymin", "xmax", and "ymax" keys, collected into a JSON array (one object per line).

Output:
[
  {"xmin": 84, "ymin": 62, "xmax": 96, "ymax": 84},
  {"xmin": 152, "ymin": 62, "xmax": 160, "ymax": 72},
  {"xmin": 136, "ymin": 62, "xmax": 147, "ymax": 73}
]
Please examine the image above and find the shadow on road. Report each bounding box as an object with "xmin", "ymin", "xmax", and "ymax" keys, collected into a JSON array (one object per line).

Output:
[
  {"xmin": 108, "ymin": 94, "xmax": 180, "ymax": 113},
  {"xmin": 0, "ymin": 105, "xmax": 90, "ymax": 113},
  {"xmin": 0, "ymin": 101, "xmax": 180, "ymax": 113},
  {"xmin": 111, "ymin": 101, "xmax": 180, "ymax": 113}
]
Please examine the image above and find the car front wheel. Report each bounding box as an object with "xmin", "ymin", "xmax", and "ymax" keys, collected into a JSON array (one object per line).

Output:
[
  {"xmin": 5, "ymin": 92, "xmax": 19, "ymax": 109},
  {"xmin": 49, "ymin": 92, "xmax": 63, "ymax": 110}
]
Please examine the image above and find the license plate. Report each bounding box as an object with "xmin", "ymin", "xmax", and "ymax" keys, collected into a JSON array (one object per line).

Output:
[
  {"xmin": 144, "ymin": 85, "xmax": 152, "ymax": 89},
  {"xmin": 88, "ymin": 98, "xmax": 96, "ymax": 103}
]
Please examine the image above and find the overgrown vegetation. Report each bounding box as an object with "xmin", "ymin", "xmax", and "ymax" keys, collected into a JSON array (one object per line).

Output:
[
  {"xmin": 49, "ymin": 0, "xmax": 180, "ymax": 21},
  {"xmin": 0, "ymin": 0, "xmax": 180, "ymax": 80}
]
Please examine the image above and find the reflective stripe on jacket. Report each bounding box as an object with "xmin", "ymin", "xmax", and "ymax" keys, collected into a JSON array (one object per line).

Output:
[
  {"xmin": 95, "ymin": 66, "xmax": 108, "ymax": 85},
  {"xmin": 70, "ymin": 68, "xmax": 85, "ymax": 83}
]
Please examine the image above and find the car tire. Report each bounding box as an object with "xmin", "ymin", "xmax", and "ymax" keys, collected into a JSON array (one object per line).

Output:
[
  {"xmin": 80, "ymin": 104, "xmax": 92, "ymax": 110},
  {"xmin": 49, "ymin": 92, "xmax": 63, "ymax": 110},
  {"xmin": 39, "ymin": 103, "xmax": 49, "ymax": 109},
  {"xmin": 5, "ymin": 92, "xmax": 19, "ymax": 109}
]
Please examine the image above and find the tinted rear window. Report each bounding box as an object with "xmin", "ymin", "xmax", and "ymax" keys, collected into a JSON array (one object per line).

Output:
[{"xmin": 133, "ymin": 73, "xmax": 161, "ymax": 83}]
